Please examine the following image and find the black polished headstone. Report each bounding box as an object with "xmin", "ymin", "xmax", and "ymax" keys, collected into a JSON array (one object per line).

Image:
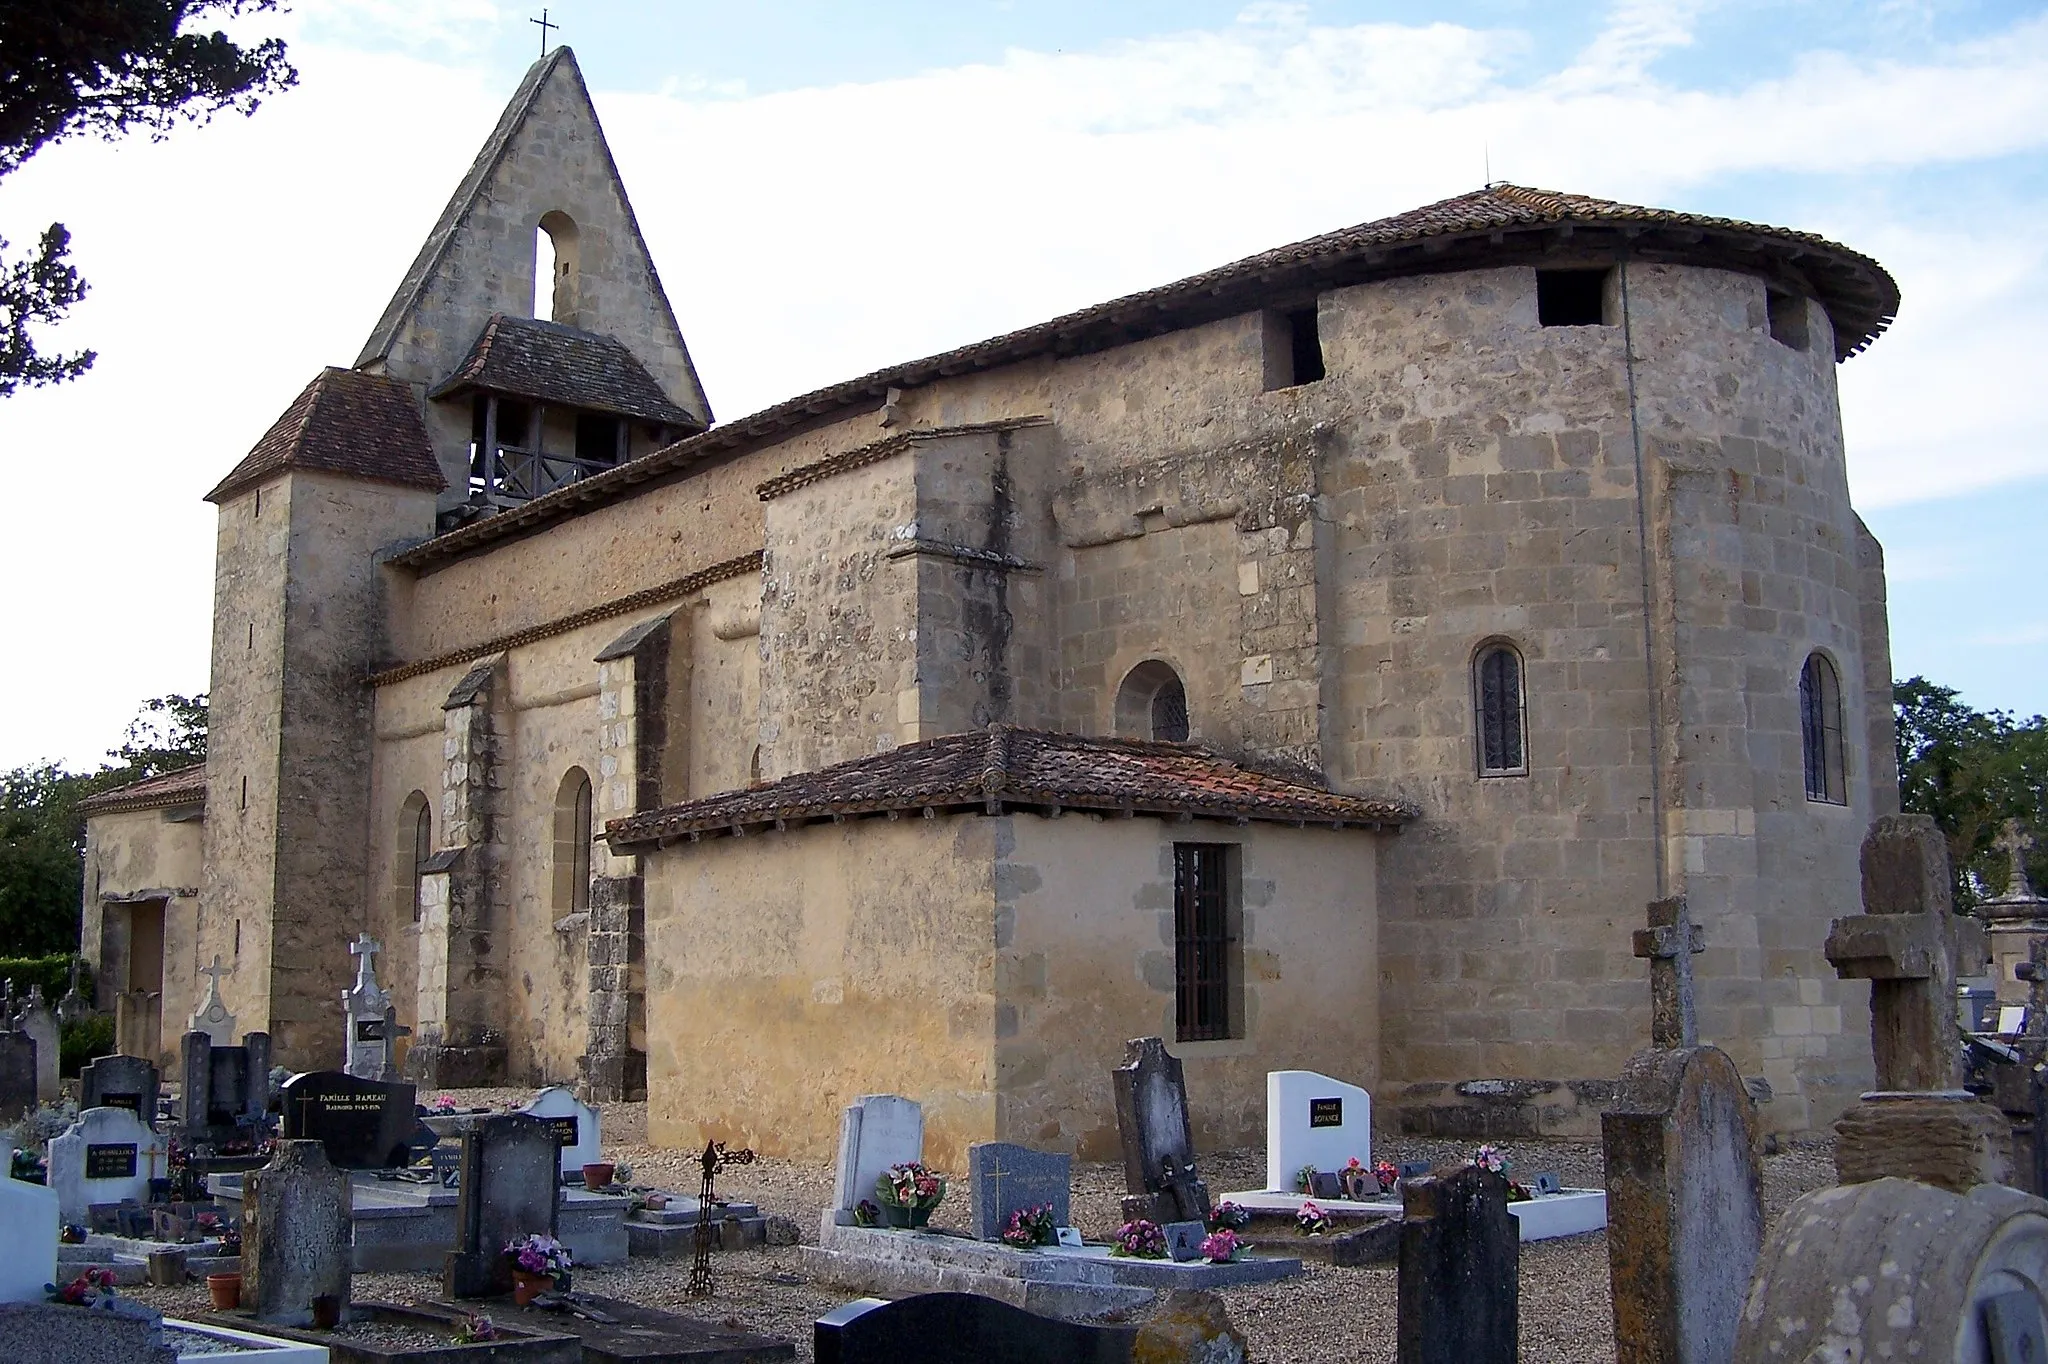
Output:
[
  {"xmin": 280, "ymin": 1070, "xmax": 416, "ymax": 1169},
  {"xmin": 81, "ymin": 1055, "xmax": 161, "ymax": 1127},
  {"xmin": 815, "ymin": 1293, "xmax": 1134, "ymax": 1364},
  {"xmin": 1397, "ymin": 1164, "xmax": 1518, "ymax": 1364}
]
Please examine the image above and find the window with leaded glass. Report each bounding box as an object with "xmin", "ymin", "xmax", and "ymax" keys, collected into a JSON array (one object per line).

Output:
[
  {"xmin": 1474, "ymin": 644, "xmax": 1526, "ymax": 776},
  {"xmin": 1800, "ymin": 653, "xmax": 1845, "ymax": 804}
]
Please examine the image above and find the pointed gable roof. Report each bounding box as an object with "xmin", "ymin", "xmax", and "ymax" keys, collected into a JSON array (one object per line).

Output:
[
  {"xmin": 353, "ymin": 47, "xmax": 710, "ymax": 426},
  {"xmin": 205, "ymin": 368, "xmax": 445, "ymax": 504}
]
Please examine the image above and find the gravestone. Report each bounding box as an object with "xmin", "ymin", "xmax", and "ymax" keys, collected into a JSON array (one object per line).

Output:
[
  {"xmin": 1164, "ymin": 1220, "xmax": 1207, "ymax": 1262},
  {"xmin": 342, "ymin": 934, "xmax": 409, "ymax": 1081},
  {"xmin": 1601, "ymin": 895, "xmax": 1764, "ymax": 1364},
  {"xmin": 182, "ymin": 1029, "xmax": 274, "ymax": 1144},
  {"xmin": 519, "ymin": 1085, "xmax": 602, "ymax": 1177},
  {"xmin": 1265, "ymin": 1070, "xmax": 1372, "ymax": 1194},
  {"xmin": 242, "ymin": 1138, "xmax": 351, "ymax": 1327},
  {"xmin": 444, "ymin": 1112, "xmax": 563, "ymax": 1298},
  {"xmin": 17, "ymin": 988, "xmax": 58, "ymax": 1105},
  {"xmin": 1113, "ymin": 1036, "xmax": 1210, "ymax": 1224},
  {"xmin": 280, "ymin": 1069, "xmax": 416, "ymax": 1168},
  {"xmin": 47, "ymin": 1105, "xmax": 169, "ymax": 1224},
  {"xmin": 0, "ymin": 1031, "xmax": 35, "ymax": 1122},
  {"xmin": 1397, "ymin": 1164, "xmax": 1518, "ymax": 1364},
  {"xmin": 814, "ymin": 1292, "xmax": 1136, "ymax": 1364},
  {"xmin": 0, "ymin": 1144, "xmax": 59, "ymax": 1302},
  {"xmin": 1825, "ymin": 814, "xmax": 2009, "ymax": 1191},
  {"xmin": 968, "ymin": 1141, "xmax": 1072, "ymax": 1241},
  {"xmin": 80, "ymin": 1054, "xmax": 160, "ymax": 1125},
  {"xmin": 831, "ymin": 1094, "xmax": 924, "ymax": 1226},
  {"xmin": 186, "ymin": 955, "xmax": 236, "ymax": 1045}
]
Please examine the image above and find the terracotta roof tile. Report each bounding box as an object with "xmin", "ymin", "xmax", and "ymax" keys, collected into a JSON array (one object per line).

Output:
[
  {"xmin": 206, "ymin": 368, "xmax": 445, "ymax": 504},
  {"xmin": 428, "ymin": 313, "xmax": 701, "ymax": 429},
  {"xmin": 605, "ymin": 727, "xmax": 1417, "ymax": 850},
  {"xmin": 79, "ymin": 764, "xmax": 207, "ymax": 816}
]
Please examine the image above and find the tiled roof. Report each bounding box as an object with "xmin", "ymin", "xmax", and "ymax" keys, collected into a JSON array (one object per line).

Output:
[
  {"xmin": 79, "ymin": 764, "xmax": 207, "ymax": 816},
  {"xmin": 388, "ymin": 182, "xmax": 1898, "ymax": 572},
  {"xmin": 605, "ymin": 727, "xmax": 1418, "ymax": 850},
  {"xmin": 205, "ymin": 368, "xmax": 445, "ymax": 504},
  {"xmin": 429, "ymin": 313, "xmax": 701, "ymax": 429}
]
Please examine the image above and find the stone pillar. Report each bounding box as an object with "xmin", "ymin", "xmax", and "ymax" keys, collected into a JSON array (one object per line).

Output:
[
  {"xmin": 1396, "ymin": 1164, "xmax": 1517, "ymax": 1364},
  {"xmin": 242, "ymin": 1140, "xmax": 351, "ymax": 1326}
]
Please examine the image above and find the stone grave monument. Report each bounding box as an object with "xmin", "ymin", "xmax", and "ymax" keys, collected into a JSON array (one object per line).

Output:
[
  {"xmin": 1, "ymin": 1143, "xmax": 59, "ymax": 1302},
  {"xmin": 830, "ymin": 1093, "xmax": 924, "ymax": 1228},
  {"xmin": 1825, "ymin": 813, "xmax": 2009, "ymax": 1191},
  {"xmin": 181, "ymin": 1028, "xmax": 273, "ymax": 1147},
  {"xmin": 0, "ymin": 1030, "xmax": 36, "ymax": 1122},
  {"xmin": 444, "ymin": 1112, "xmax": 563, "ymax": 1298},
  {"xmin": 1397, "ymin": 1163, "xmax": 1518, "ymax": 1364},
  {"xmin": 16, "ymin": 987, "xmax": 58, "ymax": 1105},
  {"xmin": 968, "ymin": 1141, "xmax": 1072, "ymax": 1241},
  {"xmin": 280, "ymin": 1069, "xmax": 416, "ymax": 1169},
  {"xmin": 518, "ymin": 1084, "xmax": 602, "ymax": 1177},
  {"xmin": 242, "ymin": 1138, "xmax": 351, "ymax": 1326},
  {"xmin": 342, "ymin": 933, "xmax": 408, "ymax": 1082},
  {"xmin": 186, "ymin": 956, "xmax": 236, "ymax": 1045},
  {"xmin": 1263, "ymin": 1069, "xmax": 1372, "ymax": 1195},
  {"xmin": 80, "ymin": 1054, "xmax": 160, "ymax": 1124},
  {"xmin": 47, "ymin": 1105, "xmax": 170, "ymax": 1225},
  {"xmin": 1113, "ymin": 1036, "xmax": 1211, "ymax": 1225},
  {"xmin": 1601, "ymin": 894, "xmax": 1764, "ymax": 1364},
  {"xmin": 1980, "ymin": 821, "xmax": 2048, "ymax": 1004}
]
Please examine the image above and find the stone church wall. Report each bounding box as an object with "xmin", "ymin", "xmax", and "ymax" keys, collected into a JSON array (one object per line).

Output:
[{"xmin": 80, "ymin": 806, "xmax": 204, "ymax": 1069}]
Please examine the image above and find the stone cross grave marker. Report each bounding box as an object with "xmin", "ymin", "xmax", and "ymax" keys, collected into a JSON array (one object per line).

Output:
[
  {"xmin": 1397, "ymin": 1163, "xmax": 1518, "ymax": 1364},
  {"xmin": 1826, "ymin": 813, "xmax": 2009, "ymax": 1191},
  {"xmin": 343, "ymin": 934, "xmax": 409, "ymax": 1081},
  {"xmin": 968, "ymin": 1142, "xmax": 1071, "ymax": 1241},
  {"xmin": 242, "ymin": 1139, "xmax": 351, "ymax": 1326},
  {"xmin": 187, "ymin": 956, "xmax": 236, "ymax": 1045},
  {"xmin": 80, "ymin": 1054, "xmax": 159, "ymax": 1126},
  {"xmin": 1992, "ymin": 821, "xmax": 2039, "ymax": 902},
  {"xmin": 444, "ymin": 1112, "xmax": 563, "ymax": 1298},
  {"xmin": 16, "ymin": 988, "xmax": 58, "ymax": 1105},
  {"xmin": 0, "ymin": 1032, "xmax": 34, "ymax": 1123},
  {"xmin": 1265, "ymin": 1069, "xmax": 1373, "ymax": 1195},
  {"xmin": 518, "ymin": 1085, "xmax": 602, "ymax": 1177},
  {"xmin": 47, "ymin": 1105, "xmax": 169, "ymax": 1225},
  {"xmin": 831, "ymin": 1094, "xmax": 924, "ymax": 1228},
  {"xmin": 281, "ymin": 1070, "xmax": 416, "ymax": 1169},
  {"xmin": 0, "ymin": 1142, "xmax": 59, "ymax": 1303},
  {"xmin": 1601, "ymin": 894, "xmax": 1764, "ymax": 1364},
  {"xmin": 1112, "ymin": 1036, "xmax": 1210, "ymax": 1224}
]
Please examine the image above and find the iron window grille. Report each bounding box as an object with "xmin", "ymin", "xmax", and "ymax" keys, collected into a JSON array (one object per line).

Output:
[{"xmin": 1175, "ymin": 843, "xmax": 1235, "ymax": 1042}]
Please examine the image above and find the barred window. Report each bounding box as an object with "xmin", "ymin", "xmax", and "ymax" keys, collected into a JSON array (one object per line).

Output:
[
  {"xmin": 1174, "ymin": 843, "xmax": 1238, "ymax": 1043},
  {"xmin": 1474, "ymin": 644, "xmax": 1527, "ymax": 776},
  {"xmin": 1800, "ymin": 653, "xmax": 1845, "ymax": 804},
  {"xmin": 1117, "ymin": 660, "xmax": 1191, "ymax": 743}
]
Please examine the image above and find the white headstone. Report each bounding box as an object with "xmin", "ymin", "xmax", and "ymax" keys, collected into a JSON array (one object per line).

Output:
[
  {"xmin": 0, "ymin": 1148, "xmax": 58, "ymax": 1302},
  {"xmin": 518, "ymin": 1085, "xmax": 602, "ymax": 1176},
  {"xmin": 188, "ymin": 956, "xmax": 237, "ymax": 1046},
  {"xmin": 47, "ymin": 1106, "xmax": 169, "ymax": 1225},
  {"xmin": 1264, "ymin": 1069, "xmax": 1373, "ymax": 1194},
  {"xmin": 1998, "ymin": 1006, "xmax": 2027, "ymax": 1037},
  {"xmin": 832, "ymin": 1094, "xmax": 924, "ymax": 1224}
]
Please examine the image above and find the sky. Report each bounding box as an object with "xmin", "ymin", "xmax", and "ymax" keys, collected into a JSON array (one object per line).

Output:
[{"xmin": 0, "ymin": 0, "xmax": 2043, "ymax": 771}]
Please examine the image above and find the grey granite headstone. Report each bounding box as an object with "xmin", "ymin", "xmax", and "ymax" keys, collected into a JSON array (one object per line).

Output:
[
  {"xmin": 832, "ymin": 1094, "xmax": 924, "ymax": 1225},
  {"xmin": 1112, "ymin": 1036, "xmax": 1210, "ymax": 1224},
  {"xmin": 243, "ymin": 1138, "xmax": 351, "ymax": 1326},
  {"xmin": 81, "ymin": 1054, "xmax": 160, "ymax": 1127},
  {"xmin": 17, "ymin": 989, "xmax": 58, "ymax": 1104},
  {"xmin": 184, "ymin": 1031, "xmax": 275, "ymax": 1143},
  {"xmin": 968, "ymin": 1142, "xmax": 1072, "ymax": 1240},
  {"xmin": 0, "ymin": 1031, "xmax": 35, "ymax": 1122},
  {"xmin": 1397, "ymin": 1164, "xmax": 1518, "ymax": 1364},
  {"xmin": 444, "ymin": 1112, "xmax": 563, "ymax": 1298}
]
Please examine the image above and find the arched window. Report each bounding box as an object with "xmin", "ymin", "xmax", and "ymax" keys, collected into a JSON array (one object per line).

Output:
[
  {"xmin": 395, "ymin": 791, "xmax": 431, "ymax": 923},
  {"xmin": 1473, "ymin": 643, "xmax": 1526, "ymax": 777},
  {"xmin": 748, "ymin": 746, "xmax": 764, "ymax": 787},
  {"xmin": 552, "ymin": 768, "xmax": 594, "ymax": 913},
  {"xmin": 1800, "ymin": 653, "xmax": 1845, "ymax": 804},
  {"xmin": 1115, "ymin": 660, "xmax": 1191, "ymax": 742},
  {"xmin": 533, "ymin": 211, "xmax": 581, "ymax": 324}
]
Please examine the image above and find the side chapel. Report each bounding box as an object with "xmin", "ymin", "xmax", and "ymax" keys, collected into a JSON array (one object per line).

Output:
[{"xmin": 80, "ymin": 48, "xmax": 1904, "ymax": 1162}]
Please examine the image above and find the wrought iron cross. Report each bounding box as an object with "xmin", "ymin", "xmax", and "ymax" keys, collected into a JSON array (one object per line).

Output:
[
  {"xmin": 531, "ymin": 8, "xmax": 558, "ymax": 55},
  {"xmin": 1634, "ymin": 895, "xmax": 1705, "ymax": 1050},
  {"xmin": 687, "ymin": 1140, "xmax": 755, "ymax": 1298}
]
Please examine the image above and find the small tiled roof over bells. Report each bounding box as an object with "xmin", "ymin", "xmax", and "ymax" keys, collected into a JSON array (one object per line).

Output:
[
  {"xmin": 605, "ymin": 725, "xmax": 1421, "ymax": 851},
  {"xmin": 428, "ymin": 313, "xmax": 702, "ymax": 429},
  {"xmin": 205, "ymin": 367, "xmax": 445, "ymax": 504}
]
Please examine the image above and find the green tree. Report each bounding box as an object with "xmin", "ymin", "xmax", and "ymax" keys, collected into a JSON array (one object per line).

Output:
[
  {"xmin": 0, "ymin": 1, "xmax": 296, "ymax": 397},
  {"xmin": 1894, "ymin": 676, "xmax": 2048, "ymax": 905}
]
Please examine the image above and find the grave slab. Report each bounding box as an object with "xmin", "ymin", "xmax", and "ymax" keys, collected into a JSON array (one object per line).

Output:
[
  {"xmin": 0, "ymin": 1298, "xmax": 175, "ymax": 1363},
  {"xmin": 830, "ymin": 1096, "xmax": 922, "ymax": 1225},
  {"xmin": 967, "ymin": 1142, "xmax": 1071, "ymax": 1241},
  {"xmin": 162, "ymin": 1317, "xmax": 329, "ymax": 1363},
  {"xmin": 196, "ymin": 1302, "xmax": 577, "ymax": 1364},
  {"xmin": 518, "ymin": 1087, "xmax": 602, "ymax": 1177},
  {"xmin": 48, "ymin": 1106, "xmax": 170, "ymax": 1224},
  {"xmin": 437, "ymin": 1293, "xmax": 795, "ymax": 1362},
  {"xmin": 1, "ymin": 1146, "xmax": 60, "ymax": 1302},
  {"xmin": 813, "ymin": 1292, "xmax": 1133, "ymax": 1364},
  {"xmin": 1212, "ymin": 1186, "xmax": 1608, "ymax": 1241},
  {"xmin": 1264, "ymin": 1070, "xmax": 1372, "ymax": 1194}
]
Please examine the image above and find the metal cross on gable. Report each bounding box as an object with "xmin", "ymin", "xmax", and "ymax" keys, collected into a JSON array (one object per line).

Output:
[
  {"xmin": 1634, "ymin": 894, "xmax": 1706, "ymax": 1050},
  {"xmin": 531, "ymin": 8, "xmax": 558, "ymax": 55}
]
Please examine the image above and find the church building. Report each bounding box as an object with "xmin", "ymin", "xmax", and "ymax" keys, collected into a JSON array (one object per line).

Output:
[{"xmin": 79, "ymin": 48, "xmax": 1903, "ymax": 1164}]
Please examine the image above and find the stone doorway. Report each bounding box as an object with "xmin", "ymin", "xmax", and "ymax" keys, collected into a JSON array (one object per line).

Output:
[{"xmin": 113, "ymin": 898, "xmax": 166, "ymax": 1062}]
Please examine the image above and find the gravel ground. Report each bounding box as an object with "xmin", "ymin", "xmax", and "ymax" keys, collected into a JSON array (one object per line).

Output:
[{"xmin": 127, "ymin": 1091, "xmax": 1840, "ymax": 1362}]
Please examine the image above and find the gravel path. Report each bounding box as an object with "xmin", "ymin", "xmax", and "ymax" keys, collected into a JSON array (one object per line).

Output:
[{"xmin": 126, "ymin": 1092, "xmax": 1839, "ymax": 1362}]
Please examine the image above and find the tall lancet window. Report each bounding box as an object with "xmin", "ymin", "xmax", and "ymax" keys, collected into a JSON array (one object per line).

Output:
[
  {"xmin": 1474, "ymin": 643, "xmax": 1527, "ymax": 777},
  {"xmin": 1800, "ymin": 652, "xmax": 1845, "ymax": 804}
]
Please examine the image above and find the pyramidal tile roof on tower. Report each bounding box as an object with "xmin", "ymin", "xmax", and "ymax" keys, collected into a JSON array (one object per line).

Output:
[
  {"xmin": 205, "ymin": 368, "xmax": 446, "ymax": 504},
  {"xmin": 429, "ymin": 313, "xmax": 701, "ymax": 428},
  {"xmin": 604, "ymin": 726, "xmax": 1420, "ymax": 850},
  {"xmin": 389, "ymin": 181, "xmax": 1900, "ymax": 572}
]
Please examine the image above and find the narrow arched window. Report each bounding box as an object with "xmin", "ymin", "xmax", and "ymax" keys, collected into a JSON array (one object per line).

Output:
[
  {"xmin": 533, "ymin": 211, "xmax": 581, "ymax": 324},
  {"xmin": 1800, "ymin": 653, "xmax": 1845, "ymax": 804},
  {"xmin": 1115, "ymin": 660, "xmax": 1191, "ymax": 742},
  {"xmin": 396, "ymin": 791, "xmax": 431, "ymax": 923},
  {"xmin": 1474, "ymin": 644, "xmax": 1526, "ymax": 776},
  {"xmin": 553, "ymin": 768, "xmax": 593, "ymax": 913}
]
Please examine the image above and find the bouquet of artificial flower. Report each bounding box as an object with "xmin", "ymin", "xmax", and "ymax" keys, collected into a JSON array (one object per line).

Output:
[
  {"xmin": 45, "ymin": 1268, "xmax": 117, "ymax": 1308},
  {"xmin": 1373, "ymin": 1159, "xmax": 1400, "ymax": 1192},
  {"xmin": 1295, "ymin": 1165, "xmax": 1318, "ymax": 1193},
  {"xmin": 1000, "ymin": 1204, "xmax": 1058, "ymax": 1248},
  {"xmin": 1200, "ymin": 1229, "xmax": 1243, "ymax": 1263},
  {"xmin": 1111, "ymin": 1219, "xmax": 1168, "ymax": 1259},
  {"xmin": 1209, "ymin": 1200, "xmax": 1251, "ymax": 1231},
  {"xmin": 876, "ymin": 1162, "xmax": 947, "ymax": 1210},
  {"xmin": 504, "ymin": 1232, "xmax": 573, "ymax": 1279},
  {"xmin": 1472, "ymin": 1144, "xmax": 1507, "ymax": 1174},
  {"xmin": 1296, "ymin": 1201, "xmax": 1331, "ymax": 1235}
]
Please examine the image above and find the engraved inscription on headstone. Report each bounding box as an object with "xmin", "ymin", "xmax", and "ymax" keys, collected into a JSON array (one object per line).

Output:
[
  {"xmin": 85, "ymin": 1143, "xmax": 138, "ymax": 1180},
  {"xmin": 968, "ymin": 1141, "xmax": 1072, "ymax": 1241},
  {"xmin": 1310, "ymin": 1098, "xmax": 1343, "ymax": 1128},
  {"xmin": 1164, "ymin": 1220, "xmax": 1206, "ymax": 1262}
]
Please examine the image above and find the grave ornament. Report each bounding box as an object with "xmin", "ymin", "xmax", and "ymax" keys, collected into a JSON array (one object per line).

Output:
[
  {"xmin": 187, "ymin": 955, "xmax": 236, "ymax": 1045},
  {"xmin": 343, "ymin": 933, "xmax": 410, "ymax": 1082},
  {"xmin": 689, "ymin": 1140, "xmax": 755, "ymax": 1297},
  {"xmin": 1113, "ymin": 1036, "xmax": 1211, "ymax": 1224}
]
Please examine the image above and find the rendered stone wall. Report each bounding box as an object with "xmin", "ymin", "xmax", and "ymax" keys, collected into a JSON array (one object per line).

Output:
[{"xmin": 80, "ymin": 806, "xmax": 204, "ymax": 1068}]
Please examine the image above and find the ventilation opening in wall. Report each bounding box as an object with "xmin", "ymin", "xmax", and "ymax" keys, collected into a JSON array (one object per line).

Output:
[
  {"xmin": 1537, "ymin": 268, "xmax": 1610, "ymax": 327},
  {"xmin": 1767, "ymin": 288, "xmax": 1809, "ymax": 351},
  {"xmin": 1262, "ymin": 305, "xmax": 1325, "ymax": 390}
]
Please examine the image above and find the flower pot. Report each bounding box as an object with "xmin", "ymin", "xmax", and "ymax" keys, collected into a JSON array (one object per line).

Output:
[
  {"xmin": 582, "ymin": 1163, "xmax": 615, "ymax": 1191},
  {"xmin": 206, "ymin": 1273, "xmax": 241, "ymax": 1310},
  {"xmin": 311, "ymin": 1294, "xmax": 341, "ymax": 1329},
  {"xmin": 881, "ymin": 1203, "xmax": 934, "ymax": 1229},
  {"xmin": 513, "ymin": 1270, "xmax": 553, "ymax": 1306}
]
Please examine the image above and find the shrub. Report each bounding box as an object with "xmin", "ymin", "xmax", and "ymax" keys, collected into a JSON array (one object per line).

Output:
[
  {"xmin": 59, "ymin": 1013, "xmax": 114, "ymax": 1077},
  {"xmin": 0, "ymin": 954, "xmax": 83, "ymax": 1001}
]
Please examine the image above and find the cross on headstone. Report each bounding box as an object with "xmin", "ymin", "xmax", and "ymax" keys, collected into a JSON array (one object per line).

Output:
[
  {"xmin": 350, "ymin": 935, "xmax": 382, "ymax": 991},
  {"xmin": 1994, "ymin": 821, "xmax": 2039, "ymax": 902},
  {"xmin": 531, "ymin": 7, "xmax": 557, "ymax": 55},
  {"xmin": 1634, "ymin": 894, "xmax": 1705, "ymax": 1050},
  {"xmin": 200, "ymin": 956, "xmax": 228, "ymax": 994},
  {"xmin": 982, "ymin": 1150, "xmax": 1009, "ymax": 1223}
]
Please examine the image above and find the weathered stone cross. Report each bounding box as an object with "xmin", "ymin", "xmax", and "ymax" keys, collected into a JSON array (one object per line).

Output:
[
  {"xmin": 199, "ymin": 955, "xmax": 229, "ymax": 995},
  {"xmin": 1634, "ymin": 895, "xmax": 1705, "ymax": 1049},
  {"xmin": 1993, "ymin": 820, "xmax": 2038, "ymax": 901},
  {"xmin": 349, "ymin": 933, "xmax": 382, "ymax": 991}
]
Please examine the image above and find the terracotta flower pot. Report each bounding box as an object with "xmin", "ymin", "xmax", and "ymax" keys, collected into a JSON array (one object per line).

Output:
[
  {"xmin": 582, "ymin": 1162, "xmax": 615, "ymax": 1190},
  {"xmin": 512, "ymin": 1270, "xmax": 553, "ymax": 1306},
  {"xmin": 206, "ymin": 1273, "xmax": 241, "ymax": 1310}
]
